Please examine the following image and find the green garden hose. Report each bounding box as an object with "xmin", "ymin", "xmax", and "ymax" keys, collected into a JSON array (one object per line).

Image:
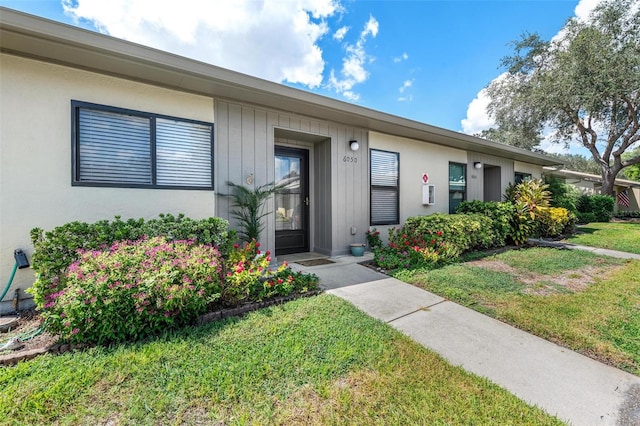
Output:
[{"xmin": 0, "ymin": 262, "xmax": 19, "ymax": 302}]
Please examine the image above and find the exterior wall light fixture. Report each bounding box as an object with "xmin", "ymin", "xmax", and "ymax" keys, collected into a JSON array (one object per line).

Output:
[
  {"xmin": 474, "ymin": 162, "xmax": 482, "ymax": 169},
  {"xmin": 349, "ymin": 140, "xmax": 359, "ymax": 151}
]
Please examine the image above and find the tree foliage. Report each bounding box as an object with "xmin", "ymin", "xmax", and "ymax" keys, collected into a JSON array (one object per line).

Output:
[
  {"xmin": 546, "ymin": 153, "xmax": 601, "ymax": 175},
  {"xmin": 486, "ymin": 0, "xmax": 640, "ymax": 195},
  {"xmin": 622, "ymin": 146, "xmax": 640, "ymax": 181}
]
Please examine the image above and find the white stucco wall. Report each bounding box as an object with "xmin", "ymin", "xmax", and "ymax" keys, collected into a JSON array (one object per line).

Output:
[
  {"xmin": 369, "ymin": 131, "xmax": 467, "ymax": 237},
  {"xmin": 514, "ymin": 161, "xmax": 543, "ymax": 180},
  {"xmin": 0, "ymin": 54, "xmax": 216, "ymax": 302}
]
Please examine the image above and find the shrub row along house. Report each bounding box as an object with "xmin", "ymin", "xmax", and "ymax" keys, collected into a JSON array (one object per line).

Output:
[
  {"xmin": 0, "ymin": 8, "xmax": 560, "ymax": 312},
  {"xmin": 544, "ymin": 168, "xmax": 640, "ymax": 211}
]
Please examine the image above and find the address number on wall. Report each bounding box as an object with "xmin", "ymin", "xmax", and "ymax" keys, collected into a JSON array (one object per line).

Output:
[{"xmin": 343, "ymin": 156, "xmax": 358, "ymax": 163}]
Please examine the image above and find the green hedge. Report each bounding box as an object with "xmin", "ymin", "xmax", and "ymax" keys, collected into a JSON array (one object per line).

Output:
[
  {"xmin": 576, "ymin": 194, "xmax": 614, "ymax": 222},
  {"xmin": 402, "ymin": 213, "xmax": 501, "ymax": 253},
  {"xmin": 456, "ymin": 201, "xmax": 515, "ymax": 246}
]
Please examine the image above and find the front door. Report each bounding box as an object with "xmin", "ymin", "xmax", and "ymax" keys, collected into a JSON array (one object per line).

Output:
[{"xmin": 275, "ymin": 147, "xmax": 309, "ymax": 255}]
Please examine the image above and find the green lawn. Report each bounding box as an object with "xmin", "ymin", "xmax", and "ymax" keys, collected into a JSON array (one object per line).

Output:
[
  {"xmin": 397, "ymin": 247, "xmax": 640, "ymax": 376},
  {"xmin": 0, "ymin": 295, "xmax": 561, "ymax": 425},
  {"xmin": 564, "ymin": 222, "xmax": 640, "ymax": 254}
]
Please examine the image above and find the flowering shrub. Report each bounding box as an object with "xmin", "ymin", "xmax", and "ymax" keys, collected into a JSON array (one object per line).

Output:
[
  {"xmin": 373, "ymin": 246, "xmax": 412, "ymax": 270},
  {"xmin": 29, "ymin": 214, "xmax": 230, "ymax": 308},
  {"xmin": 366, "ymin": 229, "xmax": 383, "ymax": 250},
  {"xmin": 536, "ymin": 207, "xmax": 576, "ymax": 237},
  {"xmin": 222, "ymin": 240, "xmax": 319, "ymax": 304},
  {"xmin": 373, "ymin": 227, "xmax": 460, "ymax": 270},
  {"xmin": 43, "ymin": 237, "xmax": 223, "ymax": 344},
  {"xmin": 402, "ymin": 214, "xmax": 499, "ymax": 252},
  {"xmin": 372, "ymin": 214, "xmax": 500, "ymax": 270}
]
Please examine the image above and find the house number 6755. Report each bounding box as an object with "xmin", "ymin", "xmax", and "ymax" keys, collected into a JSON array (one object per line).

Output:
[{"xmin": 343, "ymin": 156, "xmax": 358, "ymax": 163}]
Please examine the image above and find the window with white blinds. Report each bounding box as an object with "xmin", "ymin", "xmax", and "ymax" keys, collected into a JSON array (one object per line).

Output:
[
  {"xmin": 370, "ymin": 149, "xmax": 399, "ymax": 225},
  {"xmin": 72, "ymin": 101, "xmax": 213, "ymax": 189}
]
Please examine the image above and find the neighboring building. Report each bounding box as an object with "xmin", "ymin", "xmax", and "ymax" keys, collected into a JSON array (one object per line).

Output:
[
  {"xmin": 543, "ymin": 167, "xmax": 640, "ymax": 211},
  {"xmin": 0, "ymin": 8, "xmax": 558, "ymax": 307}
]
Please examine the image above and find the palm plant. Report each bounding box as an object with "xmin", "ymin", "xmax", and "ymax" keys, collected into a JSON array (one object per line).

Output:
[
  {"xmin": 225, "ymin": 181, "xmax": 283, "ymax": 243},
  {"xmin": 504, "ymin": 179, "xmax": 552, "ymax": 245}
]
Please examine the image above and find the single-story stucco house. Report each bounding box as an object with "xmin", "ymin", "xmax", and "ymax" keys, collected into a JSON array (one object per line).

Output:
[
  {"xmin": 543, "ymin": 167, "xmax": 640, "ymax": 211},
  {"xmin": 0, "ymin": 8, "xmax": 560, "ymax": 311}
]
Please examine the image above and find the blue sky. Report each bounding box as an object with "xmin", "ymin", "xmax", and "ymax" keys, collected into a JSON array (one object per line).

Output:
[{"xmin": 1, "ymin": 0, "xmax": 598, "ymax": 154}]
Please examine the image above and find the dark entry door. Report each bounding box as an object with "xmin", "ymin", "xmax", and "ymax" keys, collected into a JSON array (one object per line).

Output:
[{"xmin": 275, "ymin": 147, "xmax": 309, "ymax": 255}]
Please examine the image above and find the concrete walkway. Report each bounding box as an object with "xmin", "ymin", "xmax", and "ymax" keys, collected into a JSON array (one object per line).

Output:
[
  {"xmin": 529, "ymin": 238, "xmax": 640, "ymax": 260},
  {"xmin": 292, "ymin": 253, "xmax": 640, "ymax": 426}
]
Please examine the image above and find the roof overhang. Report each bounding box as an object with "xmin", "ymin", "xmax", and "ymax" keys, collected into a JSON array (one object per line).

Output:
[
  {"xmin": 543, "ymin": 167, "xmax": 640, "ymax": 188},
  {"xmin": 1, "ymin": 7, "xmax": 559, "ymax": 167}
]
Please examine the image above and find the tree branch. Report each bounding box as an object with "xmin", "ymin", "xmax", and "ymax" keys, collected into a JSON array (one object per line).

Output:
[
  {"xmin": 612, "ymin": 96, "xmax": 640, "ymax": 157},
  {"xmin": 564, "ymin": 106, "xmax": 605, "ymax": 165}
]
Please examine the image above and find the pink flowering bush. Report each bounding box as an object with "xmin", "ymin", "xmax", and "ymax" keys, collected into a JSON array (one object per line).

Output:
[{"xmin": 43, "ymin": 237, "xmax": 222, "ymax": 344}]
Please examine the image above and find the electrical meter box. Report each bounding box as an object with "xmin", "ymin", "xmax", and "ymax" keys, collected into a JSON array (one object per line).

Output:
[{"xmin": 422, "ymin": 185, "xmax": 435, "ymax": 205}]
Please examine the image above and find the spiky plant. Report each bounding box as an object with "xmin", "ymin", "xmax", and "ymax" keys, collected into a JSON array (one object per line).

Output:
[{"xmin": 225, "ymin": 181, "xmax": 283, "ymax": 243}]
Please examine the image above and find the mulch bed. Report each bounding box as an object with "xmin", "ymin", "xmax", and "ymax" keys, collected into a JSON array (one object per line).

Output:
[{"xmin": 0, "ymin": 290, "xmax": 323, "ymax": 367}]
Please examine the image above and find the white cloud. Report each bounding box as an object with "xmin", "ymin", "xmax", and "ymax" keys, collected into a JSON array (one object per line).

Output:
[
  {"xmin": 327, "ymin": 15, "xmax": 379, "ymax": 100},
  {"xmin": 398, "ymin": 95, "xmax": 413, "ymax": 102},
  {"xmin": 574, "ymin": 0, "xmax": 602, "ymax": 22},
  {"xmin": 393, "ymin": 52, "xmax": 408, "ymax": 63},
  {"xmin": 399, "ymin": 79, "xmax": 413, "ymax": 93},
  {"xmin": 334, "ymin": 25, "xmax": 349, "ymax": 41},
  {"xmin": 461, "ymin": 0, "xmax": 607, "ymax": 152},
  {"xmin": 461, "ymin": 87, "xmax": 495, "ymax": 135},
  {"xmin": 62, "ymin": 0, "xmax": 340, "ymax": 88},
  {"xmin": 538, "ymin": 132, "xmax": 569, "ymax": 154}
]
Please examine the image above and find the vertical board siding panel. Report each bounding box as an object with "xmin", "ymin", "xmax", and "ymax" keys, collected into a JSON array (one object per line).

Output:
[
  {"xmin": 467, "ymin": 153, "xmax": 483, "ymax": 202},
  {"xmin": 329, "ymin": 127, "xmax": 340, "ymax": 253},
  {"xmin": 331, "ymin": 126, "xmax": 341, "ymax": 252},
  {"xmin": 241, "ymin": 106, "xmax": 256, "ymax": 190},
  {"xmin": 354, "ymin": 129, "xmax": 366, "ymax": 241},
  {"xmin": 467, "ymin": 153, "xmax": 515, "ymax": 202},
  {"xmin": 278, "ymin": 114, "xmax": 290, "ymax": 129},
  {"xmin": 215, "ymin": 101, "xmax": 231, "ymax": 220},
  {"xmin": 299, "ymin": 119, "xmax": 310, "ymax": 133},
  {"xmin": 502, "ymin": 161, "xmax": 515, "ymax": 192},
  {"xmin": 217, "ymin": 101, "xmax": 368, "ymax": 255},
  {"xmin": 266, "ymin": 111, "xmax": 279, "ymax": 254},
  {"xmin": 226, "ymin": 104, "xmax": 244, "ymax": 232},
  {"xmin": 316, "ymin": 138, "xmax": 332, "ymax": 252},
  {"xmin": 323, "ymin": 139, "xmax": 332, "ymax": 251},
  {"xmin": 254, "ymin": 110, "xmax": 269, "ymax": 184},
  {"xmin": 314, "ymin": 142, "xmax": 323, "ymax": 251},
  {"xmin": 362, "ymin": 132, "xmax": 370, "ymax": 233}
]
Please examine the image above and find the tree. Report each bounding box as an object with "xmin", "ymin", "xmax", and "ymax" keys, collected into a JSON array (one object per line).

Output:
[
  {"xmin": 475, "ymin": 127, "xmax": 541, "ymax": 151},
  {"xmin": 621, "ymin": 146, "xmax": 640, "ymax": 181},
  {"xmin": 546, "ymin": 153, "xmax": 601, "ymax": 175},
  {"xmin": 486, "ymin": 0, "xmax": 640, "ymax": 195}
]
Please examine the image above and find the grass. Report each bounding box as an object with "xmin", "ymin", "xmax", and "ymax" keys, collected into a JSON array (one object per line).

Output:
[
  {"xmin": 564, "ymin": 221, "xmax": 640, "ymax": 254},
  {"xmin": 398, "ymin": 247, "xmax": 640, "ymax": 376},
  {"xmin": 0, "ymin": 295, "xmax": 562, "ymax": 425}
]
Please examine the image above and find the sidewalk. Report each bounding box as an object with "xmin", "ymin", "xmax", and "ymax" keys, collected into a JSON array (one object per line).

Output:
[
  {"xmin": 529, "ymin": 238, "xmax": 640, "ymax": 260},
  {"xmin": 293, "ymin": 253, "xmax": 640, "ymax": 426}
]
